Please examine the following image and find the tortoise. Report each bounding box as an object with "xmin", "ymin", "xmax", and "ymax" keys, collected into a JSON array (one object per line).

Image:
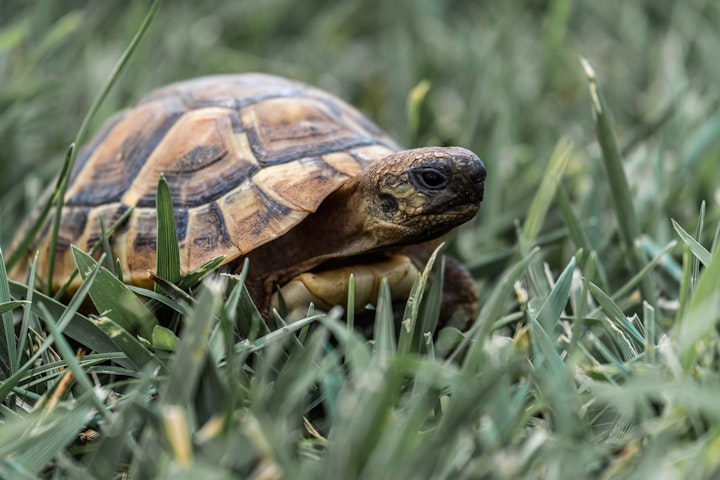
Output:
[{"xmin": 12, "ymin": 73, "xmax": 486, "ymax": 326}]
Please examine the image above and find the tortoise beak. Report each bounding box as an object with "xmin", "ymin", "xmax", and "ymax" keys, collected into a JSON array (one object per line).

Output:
[{"xmin": 417, "ymin": 146, "xmax": 486, "ymax": 214}]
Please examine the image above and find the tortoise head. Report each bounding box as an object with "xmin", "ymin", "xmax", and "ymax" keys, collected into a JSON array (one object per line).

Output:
[{"xmin": 362, "ymin": 146, "xmax": 486, "ymax": 245}]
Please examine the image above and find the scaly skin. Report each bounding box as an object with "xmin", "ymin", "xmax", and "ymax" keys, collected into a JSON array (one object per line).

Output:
[{"xmin": 241, "ymin": 146, "xmax": 486, "ymax": 318}]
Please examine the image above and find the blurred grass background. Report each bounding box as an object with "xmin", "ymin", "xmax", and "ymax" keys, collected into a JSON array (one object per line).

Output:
[
  {"xmin": 2, "ymin": 0, "xmax": 720, "ymax": 478},
  {"xmin": 3, "ymin": 0, "xmax": 718, "ymax": 256}
]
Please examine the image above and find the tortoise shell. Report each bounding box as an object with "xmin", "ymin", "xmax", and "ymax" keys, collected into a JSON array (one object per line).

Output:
[{"xmin": 23, "ymin": 74, "xmax": 405, "ymax": 291}]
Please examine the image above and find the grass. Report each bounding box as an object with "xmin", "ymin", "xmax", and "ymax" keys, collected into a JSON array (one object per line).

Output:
[{"xmin": 2, "ymin": 0, "xmax": 720, "ymax": 478}]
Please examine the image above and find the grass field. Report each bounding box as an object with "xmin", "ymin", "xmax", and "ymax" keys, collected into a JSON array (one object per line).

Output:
[{"xmin": 2, "ymin": 0, "xmax": 720, "ymax": 478}]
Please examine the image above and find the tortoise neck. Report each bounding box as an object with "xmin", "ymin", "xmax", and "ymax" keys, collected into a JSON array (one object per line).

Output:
[{"xmin": 241, "ymin": 177, "xmax": 374, "ymax": 300}]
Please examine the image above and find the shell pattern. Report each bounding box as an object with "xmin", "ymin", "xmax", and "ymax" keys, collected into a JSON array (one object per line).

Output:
[{"xmin": 24, "ymin": 74, "xmax": 402, "ymax": 289}]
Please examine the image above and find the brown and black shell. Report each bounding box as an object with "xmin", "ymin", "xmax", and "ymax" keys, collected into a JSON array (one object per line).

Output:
[{"xmin": 18, "ymin": 73, "xmax": 401, "ymax": 290}]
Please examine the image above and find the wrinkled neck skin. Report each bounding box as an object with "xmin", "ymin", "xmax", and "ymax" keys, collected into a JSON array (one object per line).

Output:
[{"xmin": 240, "ymin": 176, "xmax": 377, "ymax": 312}]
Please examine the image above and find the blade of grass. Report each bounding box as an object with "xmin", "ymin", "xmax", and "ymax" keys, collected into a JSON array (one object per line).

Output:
[
  {"xmin": 72, "ymin": 246, "xmax": 157, "ymax": 340},
  {"xmin": 453, "ymin": 247, "xmax": 539, "ymax": 365},
  {"xmin": 609, "ymin": 240, "xmax": 676, "ymax": 302},
  {"xmin": 582, "ymin": 57, "xmax": 657, "ymax": 309},
  {"xmin": 162, "ymin": 277, "xmax": 221, "ymax": 401},
  {"xmin": 676, "ymin": 206, "xmax": 706, "ymax": 324},
  {"xmin": 535, "ymin": 257, "xmax": 575, "ymax": 335},
  {"xmin": 234, "ymin": 311, "xmax": 327, "ymax": 356},
  {"xmin": 0, "ymin": 247, "xmax": 16, "ymax": 376},
  {"xmin": 98, "ymin": 216, "xmax": 116, "ymax": 275},
  {"xmin": 672, "ymin": 218, "xmax": 711, "ymax": 266},
  {"xmin": 0, "ymin": 405, "xmax": 93, "ymax": 477},
  {"xmin": 557, "ymin": 185, "xmax": 610, "ymax": 291},
  {"xmin": 92, "ymin": 316, "xmax": 162, "ymax": 370},
  {"xmin": 54, "ymin": 205, "xmax": 134, "ymax": 300},
  {"xmin": 38, "ymin": 303, "xmax": 108, "ymax": 416},
  {"xmin": 415, "ymin": 254, "xmax": 444, "ymax": 343},
  {"xmin": 42, "ymin": 0, "xmax": 161, "ymax": 291},
  {"xmin": 675, "ymin": 236, "xmax": 720, "ymax": 370},
  {"xmin": 8, "ymin": 280, "xmax": 128, "ymax": 363},
  {"xmin": 588, "ymin": 282, "xmax": 644, "ymax": 345},
  {"xmin": 5, "ymin": 146, "xmax": 71, "ymax": 272},
  {"xmin": 0, "ymin": 258, "xmax": 103, "ymax": 401},
  {"xmin": 373, "ymin": 278, "xmax": 396, "ymax": 362},
  {"xmin": 398, "ymin": 243, "xmax": 442, "ymax": 355},
  {"xmin": 0, "ymin": 301, "xmax": 29, "ymax": 315},
  {"xmin": 155, "ymin": 174, "xmax": 181, "ymax": 291},
  {"xmin": 406, "ymin": 79, "xmax": 431, "ymax": 145},
  {"xmin": 16, "ymin": 254, "xmax": 39, "ymax": 374},
  {"xmin": 520, "ymin": 137, "xmax": 572, "ymax": 246},
  {"xmin": 177, "ymin": 255, "xmax": 225, "ymax": 290}
]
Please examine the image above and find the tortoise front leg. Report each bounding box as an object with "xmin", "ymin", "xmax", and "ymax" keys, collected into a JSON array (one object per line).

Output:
[
  {"xmin": 271, "ymin": 254, "xmax": 418, "ymax": 319},
  {"xmin": 271, "ymin": 249, "xmax": 478, "ymax": 330}
]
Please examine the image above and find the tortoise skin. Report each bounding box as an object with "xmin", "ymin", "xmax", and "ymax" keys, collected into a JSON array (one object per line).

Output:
[{"xmin": 21, "ymin": 74, "xmax": 404, "ymax": 291}]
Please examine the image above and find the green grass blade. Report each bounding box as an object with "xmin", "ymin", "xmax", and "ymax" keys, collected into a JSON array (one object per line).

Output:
[
  {"xmin": 677, "ymin": 208, "xmax": 706, "ymax": 324},
  {"xmin": 16, "ymin": 255, "xmax": 38, "ymax": 371},
  {"xmin": 453, "ymin": 247, "xmax": 539, "ymax": 365},
  {"xmin": 0, "ymin": 258, "xmax": 104, "ymax": 401},
  {"xmin": 643, "ymin": 301, "xmax": 656, "ymax": 362},
  {"xmin": 155, "ymin": 174, "xmax": 181, "ymax": 290},
  {"xmin": 45, "ymin": 0, "xmax": 161, "ymax": 293},
  {"xmin": 0, "ymin": 247, "xmax": 16, "ymax": 376},
  {"xmin": 610, "ymin": 240, "xmax": 676, "ymax": 302},
  {"xmin": 177, "ymin": 255, "xmax": 225, "ymax": 290},
  {"xmin": 5, "ymin": 145, "xmax": 72, "ymax": 273},
  {"xmin": 98, "ymin": 215, "xmax": 116, "ymax": 274},
  {"xmin": 72, "ymin": 246, "xmax": 157, "ymax": 340},
  {"xmin": 536, "ymin": 257, "xmax": 575, "ymax": 335},
  {"xmin": 0, "ymin": 405, "xmax": 93, "ymax": 476},
  {"xmin": 672, "ymin": 218, "xmax": 711, "ymax": 266},
  {"xmin": 398, "ymin": 243, "xmax": 442, "ymax": 355},
  {"xmin": 8, "ymin": 280, "xmax": 126, "ymax": 362},
  {"xmin": 416, "ymin": 255, "xmax": 444, "ymax": 341},
  {"xmin": 588, "ymin": 282, "xmax": 644, "ymax": 345},
  {"xmin": 236, "ymin": 312, "xmax": 326, "ymax": 355},
  {"xmin": 92, "ymin": 316, "xmax": 162, "ymax": 370},
  {"xmin": 557, "ymin": 185, "xmax": 610, "ymax": 291},
  {"xmin": 581, "ymin": 57, "xmax": 657, "ymax": 307},
  {"xmin": 373, "ymin": 278, "xmax": 396, "ymax": 361},
  {"xmin": 569, "ymin": 250, "xmax": 596, "ymax": 355},
  {"xmin": 520, "ymin": 137, "xmax": 572, "ymax": 245},
  {"xmin": 581, "ymin": 57, "xmax": 641, "ymax": 252},
  {"xmin": 45, "ymin": 144, "xmax": 74, "ymax": 294},
  {"xmin": 38, "ymin": 303, "xmax": 108, "ymax": 416},
  {"xmin": 406, "ymin": 79, "xmax": 431, "ymax": 145},
  {"xmin": 675, "ymin": 237, "xmax": 720, "ymax": 370},
  {"xmin": 0, "ymin": 301, "xmax": 29, "ymax": 315},
  {"xmin": 160, "ymin": 277, "xmax": 222, "ymax": 406},
  {"xmin": 54, "ymin": 205, "xmax": 134, "ymax": 300}
]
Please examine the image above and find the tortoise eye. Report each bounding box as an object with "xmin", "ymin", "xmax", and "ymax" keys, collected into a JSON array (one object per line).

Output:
[{"xmin": 412, "ymin": 168, "xmax": 449, "ymax": 190}]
